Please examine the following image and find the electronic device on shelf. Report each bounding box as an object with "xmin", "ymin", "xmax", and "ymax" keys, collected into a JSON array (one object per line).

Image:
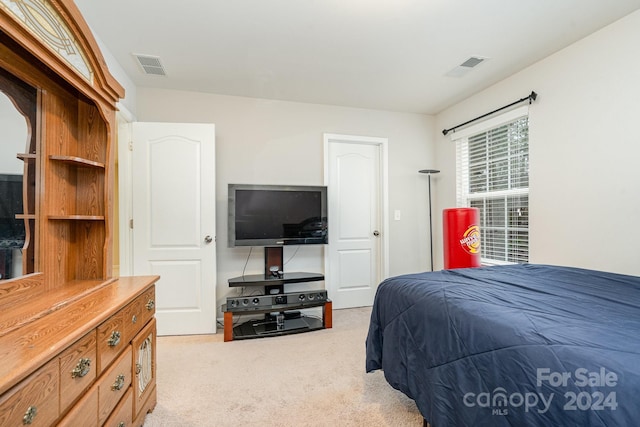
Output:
[
  {"xmin": 227, "ymin": 183, "xmax": 328, "ymax": 247},
  {"xmin": 226, "ymin": 289, "xmax": 328, "ymax": 312}
]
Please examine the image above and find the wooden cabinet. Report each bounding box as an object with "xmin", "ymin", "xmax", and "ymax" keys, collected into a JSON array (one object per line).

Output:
[
  {"xmin": 0, "ymin": 1, "xmax": 159, "ymax": 426},
  {"xmin": 0, "ymin": 277, "xmax": 158, "ymax": 426}
]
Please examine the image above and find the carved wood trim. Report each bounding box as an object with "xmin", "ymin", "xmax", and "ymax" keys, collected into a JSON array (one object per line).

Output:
[{"xmin": 0, "ymin": 0, "xmax": 124, "ymax": 110}]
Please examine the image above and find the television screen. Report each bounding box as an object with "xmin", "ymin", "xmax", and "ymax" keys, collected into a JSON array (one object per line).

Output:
[
  {"xmin": 228, "ymin": 184, "xmax": 328, "ymax": 247},
  {"xmin": 0, "ymin": 174, "xmax": 25, "ymax": 241}
]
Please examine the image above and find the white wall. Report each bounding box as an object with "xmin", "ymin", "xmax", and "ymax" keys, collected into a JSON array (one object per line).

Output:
[
  {"xmin": 90, "ymin": 32, "xmax": 137, "ymax": 117},
  {"xmin": 435, "ymin": 10, "xmax": 640, "ymax": 276},
  {"xmin": 136, "ymin": 88, "xmax": 436, "ymax": 310}
]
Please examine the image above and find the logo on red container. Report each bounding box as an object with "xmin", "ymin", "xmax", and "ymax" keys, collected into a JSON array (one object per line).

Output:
[{"xmin": 460, "ymin": 225, "xmax": 480, "ymax": 254}]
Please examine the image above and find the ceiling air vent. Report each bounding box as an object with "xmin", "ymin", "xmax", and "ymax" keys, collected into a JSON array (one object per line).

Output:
[
  {"xmin": 133, "ymin": 54, "xmax": 167, "ymax": 76},
  {"xmin": 445, "ymin": 56, "xmax": 488, "ymax": 78}
]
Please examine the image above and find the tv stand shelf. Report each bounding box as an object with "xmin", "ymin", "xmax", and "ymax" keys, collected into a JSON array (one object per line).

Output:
[
  {"xmin": 228, "ymin": 310, "xmax": 327, "ymax": 340},
  {"xmin": 224, "ymin": 271, "xmax": 331, "ymax": 341},
  {"xmin": 228, "ymin": 272, "xmax": 325, "ymax": 287}
]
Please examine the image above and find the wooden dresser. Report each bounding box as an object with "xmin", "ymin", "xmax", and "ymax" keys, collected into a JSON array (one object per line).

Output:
[
  {"xmin": 0, "ymin": 1, "xmax": 159, "ymax": 425},
  {"xmin": 0, "ymin": 275, "xmax": 159, "ymax": 426}
]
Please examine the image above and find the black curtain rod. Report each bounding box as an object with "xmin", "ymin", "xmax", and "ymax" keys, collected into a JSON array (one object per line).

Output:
[{"xmin": 442, "ymin": 91, "xmax": 537, "ymax": 136}]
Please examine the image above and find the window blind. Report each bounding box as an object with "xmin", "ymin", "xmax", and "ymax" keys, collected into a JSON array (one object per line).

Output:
[{"xmin": 456, "ymin": 113, "xmax": 529, "ymax": 264}]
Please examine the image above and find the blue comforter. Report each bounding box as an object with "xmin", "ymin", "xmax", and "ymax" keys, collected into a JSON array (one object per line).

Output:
[{"xmin": 365, "ymin": 264, "xmax": 640, "ymax": 426}]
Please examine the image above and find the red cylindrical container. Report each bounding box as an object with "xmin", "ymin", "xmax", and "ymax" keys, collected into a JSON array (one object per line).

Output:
[{"xmin": 443, "ymin": 208, "xmax": 481, "ymax": 269}]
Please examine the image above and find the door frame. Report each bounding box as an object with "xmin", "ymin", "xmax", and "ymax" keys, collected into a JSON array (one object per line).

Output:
[
  {"xmin": 115, "ymin": 102, "xmax": 136, "ymax": 276},
  {"xmin": 323, "ymin": 133, "xmax": 389, "ymax": 302}
]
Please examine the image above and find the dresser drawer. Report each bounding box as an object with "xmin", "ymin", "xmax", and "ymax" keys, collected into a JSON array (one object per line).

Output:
[
  {"xmin": 97, "ymin": 309, "xmax": 126, "ymax": 373},
  {"xmin": 0, "ymin": 358, "xmax": 59, "ymax": 426},
  {"xmin": 123, "ymin": 287, "xmax": 156, "ymax": 342},
  {"xmin": 103, "ymin": 387, "xmax": 133, "ymax": 427},
  {"xmin": 59, "ymin": 330, "xmax": 97, "ymax": 411},
  {"xmin": 56, "ymin": 382, "xmax": 98, "ymax": 427},
  {"xmin": 98, "ymin": 345, "xmax": 133, "ymax": 425}
]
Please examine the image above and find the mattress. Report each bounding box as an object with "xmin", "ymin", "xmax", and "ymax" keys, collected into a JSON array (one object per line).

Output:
[{"xmin": 365, "ymin": 264, "xmax": 640, "ymax": 426}]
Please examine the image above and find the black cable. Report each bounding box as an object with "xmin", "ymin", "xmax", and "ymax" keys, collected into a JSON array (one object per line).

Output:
[
  {"xmin": 241, "ymin": 246, "xmax": 253, "ymax": 278},
  {"xmin": 283, "ymin": 245, "xmax": 301, "ymax": 266}
]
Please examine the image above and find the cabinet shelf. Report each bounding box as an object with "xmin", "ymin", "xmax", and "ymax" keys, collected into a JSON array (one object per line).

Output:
[
  {"xmin": 15, "ymin": 213, "xmax": 36, "ymax": 220},
  {"xmin": 17, "ymin": 153, "xmax": 37, "ymax": 161},
  {"xmin": 48, "ymin": 215, "xmax": 105, "ymax": 220},
  {"xmin": 228, "ymin": 272, "xmax": 324, "ymax": 287},
  {"xmin": 49, "ymin": 155, "xmax": 105, "ymax": 169},
  {"xmin": 232, "ymin": 315, "xmax": 325, "ymax": 340}
]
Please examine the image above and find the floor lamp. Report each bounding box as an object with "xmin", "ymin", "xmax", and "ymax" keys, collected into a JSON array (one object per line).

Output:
[{"xmin": 419, "ymin": 169, "xmax": 440, "ymax": 271}]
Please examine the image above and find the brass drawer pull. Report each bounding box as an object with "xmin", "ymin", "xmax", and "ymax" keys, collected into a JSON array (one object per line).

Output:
[
  {"xmin": 23, "ymin": 406, "xmax": 37, "ymax": 424},
  {"xmin": 146, "ymin": 299, "xmax": 155, "ymax": 310},
  {"xmin": 108, "ymin": 330, "xmax": 121, "ymax": 347},
  {"xmin": 71, "ymin": 357, "xmax": 91, "ymax": 378},
  {"xmin": 131, "ymin": 314, "xmax": 137, "ymax": 324},
  {"xmin": 111, "ymin": 374, "xmax": 126, "ymax": 391},
  {"xmin": 118, "ymin": 422, "xmax": 126, "ymax": 427},
  {"xmin": 135, "ymin": 363, "xmax": 142, "ymax": 375}
]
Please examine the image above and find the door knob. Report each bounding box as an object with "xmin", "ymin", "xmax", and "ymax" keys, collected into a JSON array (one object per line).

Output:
[
  {"xmin": 204, "ymin": 235, "xmax": 213, "ymax": 244},
  {"xmin": 373, "ymin": 230, "xmax": 380, "ymax": 237}
]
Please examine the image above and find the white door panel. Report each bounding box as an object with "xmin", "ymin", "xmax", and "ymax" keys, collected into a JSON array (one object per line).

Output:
[
  {"xmin": 150, "ymin": 260, "xmax": 201, "ymax": 309},
  {"xmin": 337, "ymin": 249, "xmax": 372, "ymax": 288},
  {"xmin": 148, "ymin": 138, "xmax": 201, "ymax": 247},
  {"xmin": 325, "ymin": 135, "xmax": 386, "ymax": 309},
  {"xmin": 133, "ymin": 122, "xmax": 216, "ymax": 336},
  {"xmin": 337, "ymin": 153, "xmax": 373, "ymax": 239}
]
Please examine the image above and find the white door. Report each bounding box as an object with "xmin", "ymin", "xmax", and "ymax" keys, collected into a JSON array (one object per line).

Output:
[
  {"xmin": 324, "ymin": 134, "xmax": 387, "ymax": 309},
  {"xmin": 132, "ymin": 122, "xmax": 216, "ymax": 336}
]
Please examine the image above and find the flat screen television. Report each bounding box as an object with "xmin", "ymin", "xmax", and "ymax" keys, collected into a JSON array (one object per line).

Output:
[{"xmin": 228, "ymin": 184, "xmax": 328, "ymax": 247}]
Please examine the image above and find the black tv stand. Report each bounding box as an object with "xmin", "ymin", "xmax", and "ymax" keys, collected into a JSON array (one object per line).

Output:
[{"xmin": 223, "ymin": 271, "xmax": 332, "ymax": 341}]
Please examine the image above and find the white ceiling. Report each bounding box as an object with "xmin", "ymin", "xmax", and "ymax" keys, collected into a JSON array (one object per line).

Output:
[{"xmin": 75, "ymin": 0, "xmax": 640, "ymax": 115}]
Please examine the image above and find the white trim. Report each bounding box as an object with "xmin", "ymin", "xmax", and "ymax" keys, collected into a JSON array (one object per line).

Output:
[
  {"xmin": 322, "ymin": 133, "xmax": 390, "ymax": 291},
  {"xmin": 116, "ymin": 108, "xmax": 134, "ymax": 276},
  {"xmin": 116, "ymin": 101, "xmax": 136, "ymax": 123},
  {"xmin": 449, "ymin": 105, "xmax": 529, "ymax": 141},
  {"xmin": 481, "ymin": 258, "xmax": 516, "ymax": 266}
]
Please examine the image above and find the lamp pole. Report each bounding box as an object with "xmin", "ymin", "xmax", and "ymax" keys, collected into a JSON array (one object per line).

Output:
[{"xmin": 419, "ymin": 169, "xmax": 440, "ymax": 271}]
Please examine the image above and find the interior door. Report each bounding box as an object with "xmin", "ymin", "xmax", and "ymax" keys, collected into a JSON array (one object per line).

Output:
[
  {"xmin": 132, "ymin": 122, "xmax": 216, "ymax": 336},
  {"xmin": 325, "ymin": 134, "xmax": 386, "ymax": 309}
]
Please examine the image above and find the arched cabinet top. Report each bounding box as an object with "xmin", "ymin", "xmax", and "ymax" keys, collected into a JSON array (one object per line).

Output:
[{"xmin": 0, "ymin": 0, "xmax": 124, "ymax": 109}]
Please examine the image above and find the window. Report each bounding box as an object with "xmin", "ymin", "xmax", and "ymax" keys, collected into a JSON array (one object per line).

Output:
[{"xmin": 455, "ymin": 107, "xmax": 529, "ymax": 264}]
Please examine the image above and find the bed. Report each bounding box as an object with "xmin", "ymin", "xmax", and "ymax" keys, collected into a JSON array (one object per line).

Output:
[{"xmin": 365, "ymin": 264, "xmax": 640, "ymax": 426}]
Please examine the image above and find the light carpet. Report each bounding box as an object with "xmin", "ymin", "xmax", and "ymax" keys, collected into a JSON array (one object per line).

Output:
[{"xmin": 142, "ymin": 307, "xmax": 422, "ymax": 427}]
